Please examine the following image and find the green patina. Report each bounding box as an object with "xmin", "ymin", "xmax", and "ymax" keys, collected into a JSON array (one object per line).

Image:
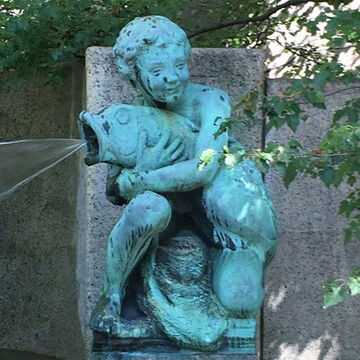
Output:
[{"xmin": 78, "ymin": 15, "xmax": 277, "ymax": 354}]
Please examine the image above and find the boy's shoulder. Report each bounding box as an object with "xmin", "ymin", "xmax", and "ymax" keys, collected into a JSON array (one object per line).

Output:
[{"xmin": 185, "ymin": 83, "xmax": 231, "ymax": 107}]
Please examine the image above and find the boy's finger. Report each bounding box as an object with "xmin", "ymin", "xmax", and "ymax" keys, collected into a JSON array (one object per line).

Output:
[
  {"xmin": 170, "ymin": 143, "xmax": 185, "ymax": 161},
  {"xmin": 137, "ymin": 130, "xmax": 147, "ymax": 152},
  {"xmin": 136, "ymin": 130, "xmax": 147, "ymax": 164},
  {"xmin": 157, "ymin": 130, "xmax": 171, "ymax": 149},
  {"xmin": 164, "ymin": 138, "xmax": 181, "ymax": 155}
]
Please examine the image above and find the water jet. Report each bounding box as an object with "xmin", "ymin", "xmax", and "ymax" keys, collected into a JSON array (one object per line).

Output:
[{"xmin": 0, "ymin": 138, "xmax": 85, "ymax": 199}]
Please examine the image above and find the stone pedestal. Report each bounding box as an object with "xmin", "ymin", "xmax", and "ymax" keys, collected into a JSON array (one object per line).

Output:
[
  {"xmin": 91, "ymin": 353, "xmax": 257, "ymax": 360},
  {"xmin": 91, "ymin": 318, "xmax": 256, "ymax": 353},
  {"xmin": 84, "ymin": 47, "xmax": 265, "ymax": 358}
]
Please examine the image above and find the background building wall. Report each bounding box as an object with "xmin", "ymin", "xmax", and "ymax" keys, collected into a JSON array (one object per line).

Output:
[
  {"xmin": 0, "ymin": 61, "xmax": 87, "ymax": 360},
  {"xmin": 263, "ymin": 79, "xmax": 360, "ymax": 360}
]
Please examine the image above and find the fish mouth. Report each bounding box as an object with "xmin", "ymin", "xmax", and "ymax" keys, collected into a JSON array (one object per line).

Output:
[{"xmin": 78, "ymin": 111, "xmax": 100, "ymax": 166}]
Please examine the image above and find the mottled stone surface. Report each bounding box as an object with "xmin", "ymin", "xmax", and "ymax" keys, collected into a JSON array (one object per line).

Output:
[
  {"xmin": 0, "ymin": 61, "xmax": 87, "ymax": 360},
  {"xmin": 263, "ymin": 79, "xmax": 360, "ymax": 360},
  {"xmin": 84, "ymin": 47, "xmax": 266, "ymax": 354}
]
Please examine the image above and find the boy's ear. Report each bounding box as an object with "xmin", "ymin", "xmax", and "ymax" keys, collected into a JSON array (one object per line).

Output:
[{"xmin": 114, "ymin": 57, "xmax": 123, "ymax": 71}]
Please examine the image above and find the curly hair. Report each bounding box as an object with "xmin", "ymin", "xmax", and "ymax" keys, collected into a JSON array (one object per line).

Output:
[{"xmin": 113, "ymin": 16, "xmax": 191, "ymax": 84}]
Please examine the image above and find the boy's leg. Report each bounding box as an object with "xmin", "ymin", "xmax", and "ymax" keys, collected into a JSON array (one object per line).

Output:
[
  {"xmin": 202, "ymin": 166, "xmax": 277, "ymax": 317},
  {"xmin": 90, "ymin": 190, "xmax": 171, "ymax": 333}
]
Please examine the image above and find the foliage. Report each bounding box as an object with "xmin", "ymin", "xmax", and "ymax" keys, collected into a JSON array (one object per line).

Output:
[
  {"xmin": 0, "ymin": 0, "xmax": 191, "ymax": 84},
  {"xmin": 2, "ymin": 0, "xmax": 357, "ymax": 82},
  {"xmin": 322, "ymin": 267, "xmax": 360, "ymax": 308},
  {"xmin": 1, "ymin": 0, "xmax": 360, "ymax": 308},
  {"xmin": 202, "ymin": 76, "xmax": 360, "ymax": 309},
  {"xmin": 0, "ymin": 0, "xmax": 279, "ymax": 83},
  {"xmin": 193, "ymin": 1, "xmax": 360, "ymax": 308}
]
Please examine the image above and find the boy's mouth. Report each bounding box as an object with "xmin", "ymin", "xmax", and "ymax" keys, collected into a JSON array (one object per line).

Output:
[{"xmin": 165, "ymin": 85, "xmax": 181, "ymax": 95}]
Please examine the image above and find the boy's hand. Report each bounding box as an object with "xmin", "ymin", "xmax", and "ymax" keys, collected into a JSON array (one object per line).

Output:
[
  {"xmin": 136, "ymin": 130, "xmax": 186, "ymax": 171},
  {"xmin": 116, "ymin": 169, "xmax": 144, "ymax": 201}
]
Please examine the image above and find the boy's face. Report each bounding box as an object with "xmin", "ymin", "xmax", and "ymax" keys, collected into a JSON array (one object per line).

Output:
[{"xmin": 136, "ymin": 44, "xmax": 189, "ymax": 103}]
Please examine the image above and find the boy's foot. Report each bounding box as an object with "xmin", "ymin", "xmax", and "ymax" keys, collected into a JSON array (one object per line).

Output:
[{"xmin": 89, "ymin": 293, "xmax": 121, "ymax": 334}]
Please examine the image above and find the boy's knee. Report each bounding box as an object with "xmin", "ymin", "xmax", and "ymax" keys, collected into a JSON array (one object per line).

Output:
[
  {"xmin": 213, "ymin": 248, "xmax": 264, "ymax": 317},
  {"xmin": 216, "ymin": 280, "xmax": 264, "ymax": 317},
  {"xmin": 127, "ymin": 191, "xmax": 171, "ymax": 229}
]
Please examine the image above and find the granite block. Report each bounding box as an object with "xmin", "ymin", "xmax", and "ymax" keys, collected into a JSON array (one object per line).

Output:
[
  {"xmin": 84, "ymin": 47, "xmax": 266, "ymax": 356},
  {"xmin": 91, "ymin": 352, "xmax": 258, "ymax": 360}
]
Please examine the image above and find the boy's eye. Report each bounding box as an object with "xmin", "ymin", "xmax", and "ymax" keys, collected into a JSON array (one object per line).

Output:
[
  {"xmin": 176, "ymin": 62, "xmax": 185, "ymax": 69},
  {"xmin": 151, "ymin": 68, "xmax": 162, "ymax": 76}
]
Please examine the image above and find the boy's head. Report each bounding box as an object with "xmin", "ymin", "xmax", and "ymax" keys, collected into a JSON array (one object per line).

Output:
[{"xmin": 113, "ymin": 16, "xmax": 191, "ymax": 91}]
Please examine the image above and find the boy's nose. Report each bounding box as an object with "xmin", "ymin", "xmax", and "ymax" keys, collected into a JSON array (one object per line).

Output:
[{"xmin": 163, "ymin": 69, "xmax": 179, "ymax": 84}]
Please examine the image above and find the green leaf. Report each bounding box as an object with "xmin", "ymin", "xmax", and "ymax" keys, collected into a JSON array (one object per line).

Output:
[
  {"xmin": 198, "ymin": 148, "xmax": 216, "ymax": 171},
  {"xmin": 254, "ymin": 157, "xmax": 270, "ymax": 173},
  {"xmin": 323, "ymin": 284, "xmax": 347, "ymax": 308},
  {"xmin": 283, "ymin": 160, "xmax": 298, "ymax": 188},
  {"xmin": 344, "ymin": 228, "xmax": 352, "ymax": 243},
  {"xmin": 319, "ymin": 168, "xmax": 334, "ymax": 187},
  {"xmin": 265, "ymin": 141, "xmax": 278, "ymax": 152},
  {"xmin": 273, "ymin": 100, "xmax": 284, "ymax": 116},
  {"xmin": 347, "ymin": 108, "xmax": 359, "ymax": 124},
  {"xmin": 313, "ymin": 71, "xmax": 328, "ymax": 88},
  {"xmin": 224, "ymin": 154, "xmax": 238, "ymax": 169},
  {"xmin": 352, "ymin": 267, "xmax": 360, "ymax": 277},
  {"xmin": 260, "ymin": 152, "xmax": 274, "ymax": 163},
  {"xmin": 288, "ymin": 139, "xmax": 303, "ymax": 149},
  {"xmin": 287, "ymin": 114, "xmax": 300, "ymax": 133},
  {"xmin": 348, "ymin": 175, "xmax": 356, "ymax": 186},
  {"xmin": 348, "ymin": 276, "xmax": 360, "ymax": 296},
  {"xmin": 233, "ymin": 145, "xmax": 245, "ymax": 153},
  {"xmin": 275, "ymin": 162, "xmax": 286, "ymax": 175},
  {"xmin": 312, "ymin": 90, "xmax": 326, "ymax": 106},
  {"xmin": 303, "ymin": 88, "xmax": 326, "ymax": 108},
  {"xmin": 223, "ymin": 145, "xmax": 230, "ymax": 154},
  {"xmin": 333, "ymin": 169, "xmax": 345, "ymax": 187}
]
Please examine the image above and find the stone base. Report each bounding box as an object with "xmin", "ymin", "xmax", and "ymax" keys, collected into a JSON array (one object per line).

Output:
[
  {"xmin": 91, "ymin": 352, "xmax": 258, "ymax": 360},
  {"xmin": 91, "ymin": 317, "xmax": 258, "ymax": 360},
  {"xmin": 92, "ymin": 317, "xmax": 256, "ymax": 355}
]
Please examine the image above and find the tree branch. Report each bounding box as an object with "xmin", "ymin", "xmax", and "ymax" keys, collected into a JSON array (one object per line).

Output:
[
  {"xmin": 265, "ymin": 55, "xmax": 296, "ymax": 73},
  {"xmin": 277, "ymin": 41, "xmax": 323, "ymax": 65},
  {"xmin": 298, "ymin": 86, "xmax": 360, "ymax": 105},
  {"xmin": 323, "ymin": 86, "xmax": 360, "ymax": 98},
  {"xmin": 187, "ymin": 0, "xmax": 329, "ymax": 39}
]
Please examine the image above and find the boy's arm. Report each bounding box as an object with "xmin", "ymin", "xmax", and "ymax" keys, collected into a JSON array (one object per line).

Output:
[
  {"xmin": 106, "ymin": 164, "xmax": 127, "ymax": 205},
  {"xmin": 118, "ymin": 90, "xmax": 231, "ymax": 199}
]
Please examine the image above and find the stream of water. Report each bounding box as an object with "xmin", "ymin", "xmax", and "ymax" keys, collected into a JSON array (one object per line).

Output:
[{"xmin": 0, "ymin": 138, "xmax": 86, "ymax": 199}]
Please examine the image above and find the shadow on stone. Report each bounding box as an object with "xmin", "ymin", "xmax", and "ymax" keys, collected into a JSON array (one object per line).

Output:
[{"xmin": 0, "ymin": 349, "xmax": 62, "ymax": 360}]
